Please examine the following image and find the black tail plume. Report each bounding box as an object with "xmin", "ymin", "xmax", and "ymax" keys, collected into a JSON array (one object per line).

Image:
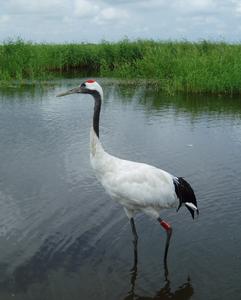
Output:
[{"xmin": 173, "ymin": 177, "xmax": 198, "ymax": 219}]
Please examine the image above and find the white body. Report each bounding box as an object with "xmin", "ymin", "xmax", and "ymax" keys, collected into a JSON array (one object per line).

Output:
[{"xmin": 90, "ymin": 127, "xmax": 179, "ymax": 219}]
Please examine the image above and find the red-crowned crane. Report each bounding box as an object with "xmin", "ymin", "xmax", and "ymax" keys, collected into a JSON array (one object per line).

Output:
[{"xmin": 57, "ymin": 79, "xmax": 199, "ymax": 262}]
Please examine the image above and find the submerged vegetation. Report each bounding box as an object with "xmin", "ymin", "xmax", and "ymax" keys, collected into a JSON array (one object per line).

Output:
[{"xmin": 1, "ymin": 38, "xmax": 241, "ymax": 94}]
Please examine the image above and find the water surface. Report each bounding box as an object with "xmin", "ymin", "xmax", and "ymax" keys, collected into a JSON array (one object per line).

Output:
[{"xmin": 0, "ymin": 79, "xmax": 241, "ymax": 300}]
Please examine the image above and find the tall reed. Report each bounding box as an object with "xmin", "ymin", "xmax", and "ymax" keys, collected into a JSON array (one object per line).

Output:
[{"xmin": 1, "ymin": 38, "xmax": 241, "ymax": 94}]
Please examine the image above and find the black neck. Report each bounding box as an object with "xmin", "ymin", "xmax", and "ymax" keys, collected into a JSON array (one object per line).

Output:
[{"xmin": 91, "ymin": 91, "xmax": 101, "ymax": 138}]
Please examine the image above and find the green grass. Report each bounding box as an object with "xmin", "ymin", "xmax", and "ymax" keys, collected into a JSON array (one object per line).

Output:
[{"xmin": 1, "ymin": 38, "xmax": 241, "ymax": 94}]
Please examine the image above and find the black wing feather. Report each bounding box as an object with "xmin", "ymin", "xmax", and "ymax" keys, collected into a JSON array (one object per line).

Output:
[{"xmin": 173, "ymin": 177, "xmax": 197, "ymax": 212}]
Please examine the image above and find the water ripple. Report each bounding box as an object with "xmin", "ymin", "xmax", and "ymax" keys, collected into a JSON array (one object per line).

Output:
[{"xmin": 0, "ymin": 81, "xmax": 241, "ymax": 300}]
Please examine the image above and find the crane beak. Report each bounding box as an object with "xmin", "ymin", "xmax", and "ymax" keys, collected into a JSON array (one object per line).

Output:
[
  {"xmin": 56, "ymin": 86, "xmax": 82, "ymax": 97},
  {"xmin": 185, "ymin": 202, "xmax": 199, "ymax": 219}
]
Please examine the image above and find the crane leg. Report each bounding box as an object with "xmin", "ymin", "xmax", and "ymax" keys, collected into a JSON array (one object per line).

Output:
[
  {"xmin": 130, "ymin": 218, "xmax": 138, "ymax": 270},
  {"xmin": 130, "ymin": 217, "xmax": 138, "ymax": 245},
  {"xmin": 157, "ymin": 217, "xmax": 172, "ymax": 262}
]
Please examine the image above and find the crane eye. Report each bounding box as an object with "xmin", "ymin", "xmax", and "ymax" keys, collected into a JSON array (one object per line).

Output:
[{"xmin": 81, "ymin": 83, "xmax": 86, "ymax": 88}]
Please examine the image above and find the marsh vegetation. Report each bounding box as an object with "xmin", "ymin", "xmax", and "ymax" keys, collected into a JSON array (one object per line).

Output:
[{"xmin": 1, "ymin": 39, "xmax": 241, "ymax": 94}]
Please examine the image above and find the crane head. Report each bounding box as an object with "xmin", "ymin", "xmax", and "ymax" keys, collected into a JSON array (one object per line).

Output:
[{"xmin": 56, "ymin": 79, "xmax": 103, "ymax": 99}]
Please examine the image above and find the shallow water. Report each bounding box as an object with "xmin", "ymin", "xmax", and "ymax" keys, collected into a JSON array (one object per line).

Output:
[{"xmin": 0, "ymin": 79, "xmax": 241, "ymax": 300}]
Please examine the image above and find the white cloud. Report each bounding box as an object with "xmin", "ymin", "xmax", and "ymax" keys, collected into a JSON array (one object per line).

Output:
[
  {"xmin": 0, "ymin": 15, "xmax": 10, "ymax": 24},
  {"xmin": 74, "ymin": 0, "xmax": 100, "ymax": 18},
  {"xmin": 7, "ymin": 0, "xmax": 67, "ymax": 14},
  {"xmin": 73, "ymin": 0, "xmax": 129, "ymax": 24},
  {"xmin": 101, "ymin": 7, "xmax": 121, "ymax": 20},
  {"xmin": 62, "ymin": 16, "xmax": 73, "ymax": 24},
  {"xmin": 95, "ymin": 7, "xmax": 129, "ymax": 23},
  {"xmin": 235, "ymin": 1, "xmax": 241, "ymax": 14},
  {"xmin": 0, "ymin": 0, "xmax": 241, "ymax": 42},
  {"xmin": 174, "ymin": 0, "xmax": 217, "ymax": 13},
  {"xmin": 136, "ymin": 0, "xmax": 166, "ymax": 8}
]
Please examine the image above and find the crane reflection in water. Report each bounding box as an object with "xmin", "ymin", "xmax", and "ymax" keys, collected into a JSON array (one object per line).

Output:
[
  {"xmin": 124, "ymin": 244, "xmax": 194, "ymax": 300},
  {"xmin": 0, "ymin": 232, "xmax": 194, "ymax": 300}
]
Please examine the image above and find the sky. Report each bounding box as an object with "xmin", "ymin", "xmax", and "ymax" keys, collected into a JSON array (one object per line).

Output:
[{"xmin": 1, "ymin": 0, "xmax": 241, "ymax": 43}]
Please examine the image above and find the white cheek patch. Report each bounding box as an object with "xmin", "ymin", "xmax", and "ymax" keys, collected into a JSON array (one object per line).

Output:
[
  {"xmin": 85, "ymin": 80, "xmax": 103, "ymax": 99},
  {"xmin": 185, "ymin": 202, "xmax": 198, "ymax": 211}
]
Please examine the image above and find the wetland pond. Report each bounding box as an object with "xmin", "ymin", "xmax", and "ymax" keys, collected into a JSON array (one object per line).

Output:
[{"xmin": 0, "ymin": 79, "xmax": 241, "ymax": 300}]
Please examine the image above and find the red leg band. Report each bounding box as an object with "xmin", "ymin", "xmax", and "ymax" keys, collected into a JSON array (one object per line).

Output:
[{"xmin": 160, "ymin": 220, "xmax": 171, "ymax": 231}]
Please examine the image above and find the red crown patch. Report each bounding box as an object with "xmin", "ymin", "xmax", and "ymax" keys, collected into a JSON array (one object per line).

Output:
[{"xmin": 86, "ymin": 79, "xmax": 95, "ymax": 83}]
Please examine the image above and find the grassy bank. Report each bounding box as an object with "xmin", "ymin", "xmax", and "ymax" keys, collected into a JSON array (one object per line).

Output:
[{"xmin": 1, "ymin": 39, "xmax": 241, "ymax": 94}]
